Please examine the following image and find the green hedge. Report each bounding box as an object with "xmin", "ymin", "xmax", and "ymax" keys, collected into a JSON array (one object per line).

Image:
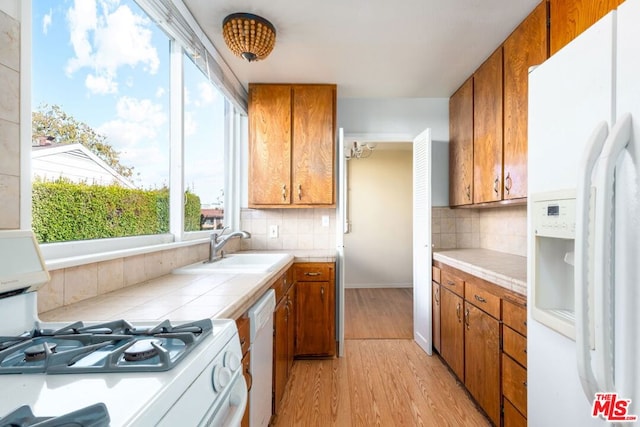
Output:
[{"xmin": 32, "ymin": 181, "xmax": 201, "ymax": 243}]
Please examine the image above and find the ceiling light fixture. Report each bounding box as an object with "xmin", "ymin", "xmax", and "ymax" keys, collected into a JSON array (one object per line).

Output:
[
  {"xmin": 346, "ymin": 141, "xmax": 377, "ymax": 160},
  {"xmin": 222, "ymin": 13, "xmax": 276, "ymax": 62}
]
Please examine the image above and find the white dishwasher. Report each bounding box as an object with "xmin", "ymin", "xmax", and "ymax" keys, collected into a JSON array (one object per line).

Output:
[{"xmin": 248, "ymin": 289, "xmax": 275, "ymax": 427}]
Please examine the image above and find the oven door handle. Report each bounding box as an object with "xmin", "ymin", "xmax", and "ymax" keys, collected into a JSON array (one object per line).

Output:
[{"xmin": 200, "ymin": 370, "xmax": 248, "ymax": 427}]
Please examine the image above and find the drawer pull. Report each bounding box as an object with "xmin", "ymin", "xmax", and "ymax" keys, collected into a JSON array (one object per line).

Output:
[
  {"xmin": 282, "ymin": 184, "xmax": 287, "ymax": 201},
  {"xmin": 523, "ymin": 320, "xmax": 527, "ymax": 327},
  {"xmin": 321, "ymin": 287, "xmax": 325, "ymax": 300},
  {"xmin": 474, "ymin": 294, "xmax": 486, "ymax": 303},
  {"xmin": 523, "ymin": 381, "xmax": 528, "ymax": 388},
  {"xmin": 240, "ymin": 337, "xmax": 246, "ymax": 346},
  {"xmin": 524, "ymin": 348, "xmax": 527, "ymax": 354},
  {"xmin": 447, "ymin": 280, "xmax": 455, "ymax": 286},
  {"xmin": 305, "ymin": 272, "xmax": 321, "ymax": 276},
  {"xmin": 456, "ymin": 303, "xmax": 461, "ymax": 321}
]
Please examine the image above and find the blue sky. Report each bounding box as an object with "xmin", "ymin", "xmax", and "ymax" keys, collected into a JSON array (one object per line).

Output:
[{"xmin": 32, "ymin": 0, "xmax": 226, "ymax": 207}]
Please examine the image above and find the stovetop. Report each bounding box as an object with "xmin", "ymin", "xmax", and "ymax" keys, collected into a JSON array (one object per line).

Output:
[
  {"xmin": 0, "ymin": 403, "xmax": 109, "ymax": 427},
  {"xmin": 0, "ymin": 318, "xmax": 213, "ymax": 374}
]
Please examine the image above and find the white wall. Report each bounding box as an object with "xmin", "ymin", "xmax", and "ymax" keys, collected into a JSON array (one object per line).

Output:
[
  {"xmin": 344, "ymin": 148, "xmax": 412, "ymax": 288},
  {"xmin": 337, "ymin": 97, "xmax": 449, "ymax": 142},
  {"xmin": 0, "ymin": 0, "xmax": 19, "ymax": 19}
]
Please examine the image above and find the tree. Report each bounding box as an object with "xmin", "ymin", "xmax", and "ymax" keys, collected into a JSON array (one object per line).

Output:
[{"xmin": 32, "ymin": 104, "xmax": 135, "ymax": 179}]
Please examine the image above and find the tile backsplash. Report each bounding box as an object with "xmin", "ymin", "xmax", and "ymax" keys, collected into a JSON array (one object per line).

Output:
[
  {"xmin": 432, "ymin": 205, "xmax": 527, "ymax": 257},
  {"xmin": 0, "ymin": 9, "xmax": 20, "ymax": 229},
  {"xmin": 240, "ymin": 208, "xmax": 336, "ymax": 251},
  {"xmin": 37, "ymin": 243, "xmax": 209, "ymax": 314}
]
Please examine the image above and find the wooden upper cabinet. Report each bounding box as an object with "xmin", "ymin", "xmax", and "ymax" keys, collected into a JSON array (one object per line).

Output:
[
  {"xmin": 503, "ymin": 1, "xmax": 549, "ymax": 200},
  {"xmin": 248, "ymin": 85, "xmax": 292, "ymax": 205},
  {"xmin": 292, "ymin": 85, "xmax": 336, "ymax": 205},
  {"xmin": 449, "ymin": 77, "xmax": 474, "ymax": 206},
  {"xmin": 473, "ymin": 48, "xmax": 503, "ymax": 204},
  {"xmin": 549, "ymin": 0, "xmax": 624, "ymax": 56},
  {"xmin": 248, "ymin": 84, "xmax": 336, "ymax": 208}
]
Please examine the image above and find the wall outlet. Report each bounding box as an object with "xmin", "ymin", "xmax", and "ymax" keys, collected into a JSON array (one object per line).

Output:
[
  {"xmin": 321, "ymin": 215, "xmax": 330, "ymax": 227},
  {"xmin": 269, "ymin": 225, "xmax": 279, "ymax": 238}
]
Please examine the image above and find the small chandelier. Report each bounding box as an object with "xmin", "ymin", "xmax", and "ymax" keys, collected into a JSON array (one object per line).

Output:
[
  {"xmin": 222, "ymin": 13, "xmax": 276, "ymax": 62},
  {"xmin": 346, "ymin": 141, "xmax": 377, "ymax": 160}
]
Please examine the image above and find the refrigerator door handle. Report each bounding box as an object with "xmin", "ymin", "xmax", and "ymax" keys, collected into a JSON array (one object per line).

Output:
[
  {"xmin": 575, "ymin": 120, "xmax": 609, "ymax": 401},
  {"xmin": 593, "ymin": 113, "xmax": 633, "ymax": 393}
]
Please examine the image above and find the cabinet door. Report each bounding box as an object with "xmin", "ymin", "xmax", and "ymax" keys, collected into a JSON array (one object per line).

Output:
[
  {"xmin": 449, "ymin": 77, "xmax": 474, "ymax": 206},
  {"xmin": 473, "ymin": 48, "xmax": 503, "ymax": 204},
  {"xmin": 549, "ymin": 0, "xmax": 624, "ymax": 55},
  {"xmin": 295, "ymin": 281, "xmax": 335, "ymax": 356},
  {"xmin": 439, "ymin": 287, "xmax": 464, "ymax": 380},
  {"xmin": 273, "ymin": 297, "xmax": 288, "ymax": 414},
  {"xmin": 291, "ymin": 85, "xmax": 336, "ymax": 205},
  {"xmin": 503, "ymin": 1, "xmax": 548, "ymax": 200},
  {"xmin": 432, "ymin": 282, "xmax": 441, "ymax": 353},
  {"xmin": 464, "ymin": 303, "xmax": 501, "ymax": 426},
  {"xmin": 248, "ymin": 84, "xmax": 292, "ymax": 206},
  {"xmin": 286, "ymin": 284, "xmax": 296, "ymax": 374}
]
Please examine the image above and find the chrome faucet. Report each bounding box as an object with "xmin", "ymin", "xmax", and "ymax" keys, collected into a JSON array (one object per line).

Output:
[{"xmin": 207, "ymin": 227, "xmax": 251, "ymax": 263}]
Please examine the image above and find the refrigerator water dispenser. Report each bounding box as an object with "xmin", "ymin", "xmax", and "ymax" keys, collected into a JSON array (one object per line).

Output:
[{"xmin": 530, "ymin": 190, "xmax": 579, "ymax": 340}]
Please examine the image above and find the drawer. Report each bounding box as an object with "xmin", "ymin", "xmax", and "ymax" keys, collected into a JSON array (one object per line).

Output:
[
  {"xmin": 503, "ymin": 353, "xmax": 527, "ymax": 417},
  {"xmin": 503, "ymin": 398, "xmax": 526, "ymax": 427},
  {"xmin": 440, "ymin": 270, "xmax": 464, "ymax": 297},
  {"xmin": 464, "ymin": 281, "xmax": 501, "ymax": 319},
  {"xmin": 503, "ymin": 299, "xmax": 527, "ymax": 336},
  {"xmin": 503, "ymin": 326, "xmax": 527, "ymax": 368},
  {"xmin": 432, "ymin": 266, "xmax": 441, "ymax": 284},
  {"xmin": 294, "ymin": 263, "xmax": 333, "ymax": 282},
  {"xmin": 236, "ymin": 316, "xmax": 250, "ymax": 356}
]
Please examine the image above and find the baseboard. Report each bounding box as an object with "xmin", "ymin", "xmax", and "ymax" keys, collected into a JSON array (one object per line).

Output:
[{"xmin": 345, "ymin": 283, "xmax": 413, "ymax": 289}]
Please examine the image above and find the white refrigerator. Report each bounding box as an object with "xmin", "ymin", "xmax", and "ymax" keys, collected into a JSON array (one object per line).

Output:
[{"xmin": 528, "ymin": 0, "xmax": 640, "ymax": 426}]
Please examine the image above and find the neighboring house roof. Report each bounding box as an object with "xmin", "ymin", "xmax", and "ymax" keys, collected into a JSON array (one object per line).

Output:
[{"xmin": 32, "ymin": 143, "xmax": 135, "ymax": 189}]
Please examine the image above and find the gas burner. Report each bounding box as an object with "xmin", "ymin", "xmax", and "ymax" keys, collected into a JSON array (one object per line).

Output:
[
  {"xmin": 24, "ymin": 342, "xmax": 57, "ymax": 362},
  {"xmin": 123, "ymin": 339, "xmax": 162, "ymax": 362},
  {"xmin": 0, "ymin": 403, "xmax": 110, "ymax": 427}
]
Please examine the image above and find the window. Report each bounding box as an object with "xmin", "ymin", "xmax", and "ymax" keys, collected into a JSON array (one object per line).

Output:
[
  {"xmin": 30, "ymin": 0, "xmax": 240, "ymax": 256},
  {"xmin": 183, "ymin": 54, "xmax": 227, "ymax": 233},
  {"xmin": 32, "ymin": 0, "xmax": 171, "ymax": 244}
]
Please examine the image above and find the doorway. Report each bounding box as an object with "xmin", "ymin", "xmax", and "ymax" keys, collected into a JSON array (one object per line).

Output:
[{"xmin": 343, "ymin": 141, "xmax": 414, "ymax": 340}]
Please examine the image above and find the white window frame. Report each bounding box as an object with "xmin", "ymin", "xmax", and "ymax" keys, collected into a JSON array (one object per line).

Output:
[{"xmin": 23, "ymin": 1, "xmax": 243, "ymax": 269}]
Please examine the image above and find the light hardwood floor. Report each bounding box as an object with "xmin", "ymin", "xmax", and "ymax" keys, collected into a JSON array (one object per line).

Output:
[
  {"xmin": 345, "ymin": 288, "xmax": 413, "ymax": 339},
  {"xmin": 272, "ymin": 288, "xmax": 491, "ymax": 426}
]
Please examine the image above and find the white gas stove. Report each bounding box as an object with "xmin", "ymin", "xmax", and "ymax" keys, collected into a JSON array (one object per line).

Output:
[{"xmin": 0, "ymin": 230, "xmax": 246, "ymax": 426}]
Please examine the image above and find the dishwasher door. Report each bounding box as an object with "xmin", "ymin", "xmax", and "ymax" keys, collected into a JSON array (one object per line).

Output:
[{"xmin": 248, "ymin": 289, "xmax": 275, "ymax": 427}]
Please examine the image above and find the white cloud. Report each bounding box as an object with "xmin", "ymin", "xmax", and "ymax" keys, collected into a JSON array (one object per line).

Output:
[
  {"xmin": 155, "ymin": 87, "xmax": 165, "ymax": 98},
  {"xmin": 42, "ymin": 9, "xmax": 53, "ymax": 35},
  {"xmin": 195, "ymin": 82, "xmax": 218, "ymax": 107},
  {"xmin": 65, "ymin": 0, "xmax": 159, "ymax": 95},
  {"xmin": 97, "ymin": 96, "xmax": 168, "ymax": 188},
  {"xmin": 85, "ymin": 73, "xmax": 118, "ymax": 95}
]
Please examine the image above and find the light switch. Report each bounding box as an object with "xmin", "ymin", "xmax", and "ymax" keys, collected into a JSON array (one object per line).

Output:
[{"xmin": 269, "ymin": 225, "xmax": 279, "ymax": 238}]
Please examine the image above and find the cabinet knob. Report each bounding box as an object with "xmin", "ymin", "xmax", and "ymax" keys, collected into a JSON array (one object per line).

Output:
[
  {"xmin": 504, "ymin": 172, "xmax": 512, "ymax": 195},
  {"xmin": 493, "ymin": 176, "xmax": 500, "ymax": 195},
  {"xmin": 464, "ymin": 307, "xmax": 470, "ymax": 330},
  {"xmin": 466, "ymin": 185, "xmax": 471, "ymax": 201},
  {"xmin": 320, "ymin": 286, "xmax": 324, "ymax": 300},
  {"xmin": 282, "ymin": 184, "xmax": 287, "ymax": 201},
  {"xmin": 298, "ymin": 184, "xmax": 302, "ymax": 200},
  {"xmin": 456, "ymin": 303, "xmax": 461, "ymax": 321}
]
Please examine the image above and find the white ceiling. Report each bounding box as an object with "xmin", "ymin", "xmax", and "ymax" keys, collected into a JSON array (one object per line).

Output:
[{"xmin": 182, "ymin": 0, "xmax": 541, "ymax": 99}]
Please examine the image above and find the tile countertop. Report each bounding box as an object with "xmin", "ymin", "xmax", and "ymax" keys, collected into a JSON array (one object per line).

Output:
[
  {"xmin": 39, "ymin": 250, "xmax": 336, "ymax": 323},
  {"xmin": 433, "ymin": 248, "xmax": 527, "ymax": 296}
]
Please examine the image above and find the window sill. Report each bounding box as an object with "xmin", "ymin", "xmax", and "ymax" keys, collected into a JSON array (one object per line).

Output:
[{"xmin": 44, "ymin": 237, "xmax": 209, "ymax": 271}]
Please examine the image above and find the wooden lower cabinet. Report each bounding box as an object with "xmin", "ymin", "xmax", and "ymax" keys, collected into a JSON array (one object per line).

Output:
[
  {"xmin": 439, "ymin": 287, "xmax": 464, "ymax": 380},
  {"xmin": 464, "ymin": 303, "xmax": 501, "ymax": 426},
  {"xmin": 240, "ymin": 351, "xmax": 251, "ymax": 427},
  {"xmin": 433, "ymin": 261, "xmax": 527, "ymax": 426},
  {"xmin": 294, "ymin": 262, "xmax": 336, "ymax": 357},
  {"xmin": 432, "ymin": 281, "xmax": 441, "ymax": 353},
  {"xmin": 236, "ymin": 316, "xmax": 250, "ymax": 427},
  {"xmin": 503, "ymin": 398, "xmax": 527, "ymax": 427},
  {"xmin": 273, "ymin": 271, "xmax": 295, "ymax": 415}
]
